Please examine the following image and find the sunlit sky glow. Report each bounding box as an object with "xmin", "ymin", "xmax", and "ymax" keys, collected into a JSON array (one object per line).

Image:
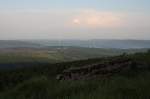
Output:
[{"xmin": 0, "ymin": 0, "xmax": 150, "ymax": 40}]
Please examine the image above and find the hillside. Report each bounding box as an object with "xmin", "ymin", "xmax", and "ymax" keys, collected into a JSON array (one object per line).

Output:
[
  {"xmin": 0, "ymin": 51, "xmax": 150, "ymax": 99},
  {"xmin": 0, "ymin": 47, "xmax": 147, "ymax": 69}
]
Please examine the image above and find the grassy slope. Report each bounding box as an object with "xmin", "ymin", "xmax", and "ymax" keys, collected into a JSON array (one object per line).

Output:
[
  {"xmin": 2, "ymin": 72, "xmax": 150, "ymax": 99},
  {"xmin": 0, "ymin": 51, "xmax": 150, "ymax": 99}
]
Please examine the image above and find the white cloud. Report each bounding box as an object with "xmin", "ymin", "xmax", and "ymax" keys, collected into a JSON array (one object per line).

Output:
[
  {"xmin": 70, "ymin": 9, "xmax": 123, "ymax": 28},
  {"xmin": 0, "ymin": 9, "xmax": 150, "ymax": 39}
]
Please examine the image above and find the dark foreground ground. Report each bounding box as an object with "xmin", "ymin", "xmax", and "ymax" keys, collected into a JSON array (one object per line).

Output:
[{"xmin": 0, "ymin": 51, "xmax": 150, "ymax": 99}]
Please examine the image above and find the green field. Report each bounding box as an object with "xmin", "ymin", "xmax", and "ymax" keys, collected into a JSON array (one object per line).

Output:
[{"xmin": 0, "ymin": 47, "xmax": 147, "ymax": 64}]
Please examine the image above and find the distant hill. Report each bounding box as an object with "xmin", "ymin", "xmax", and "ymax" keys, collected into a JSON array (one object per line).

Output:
[
  {"xmin": 30, "ymin": 39, "xmax": 150, "ymax": 49},
  {"xmin": 0, "ymin": 40, "xmax": 41, "ymax": 48},
  {"xmin": 0, "ymin": 39, "xmax": 150, "ymax": 49}
]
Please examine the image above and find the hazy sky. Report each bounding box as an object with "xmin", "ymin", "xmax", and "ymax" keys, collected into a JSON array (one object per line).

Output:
[{"xmin": 0, "ymin": 0, "xmax": 150, "ymax": 40}]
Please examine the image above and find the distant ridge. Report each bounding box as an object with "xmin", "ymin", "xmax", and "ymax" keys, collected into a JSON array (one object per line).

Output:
[
  {"xmin": 30, "ymin": 39, "xmax": 150, "ymax": 49},
  {"xmin": 0, "ymin": 40, "xmax": 41, "ymax": 48},
  {"xmin": 0, "ymin": 39, "xmax": 150, "ymax": 49}
]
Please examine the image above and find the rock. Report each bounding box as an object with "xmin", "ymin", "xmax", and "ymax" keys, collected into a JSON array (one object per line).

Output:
[{"xmin": 56, "ymin": 58, "xmax": 138, "ymax": 80}]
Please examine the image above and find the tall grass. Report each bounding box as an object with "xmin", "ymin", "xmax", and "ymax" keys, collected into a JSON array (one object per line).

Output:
[
  {"xmin": 1, "ymin": 71, "xmax": 150, "ymax": 99},
  {"xmin": 0, "ymin": 51, "xmax": 150, "ymax": 99}
]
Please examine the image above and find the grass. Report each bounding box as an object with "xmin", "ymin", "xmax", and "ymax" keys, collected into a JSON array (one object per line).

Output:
[
  {"xmin": 0, "ymin": 50, "xmax": 150, "ymax": 99},
  {"xmin": 1, "ymin": 71, "xmax": 150, "ymax": 99}
]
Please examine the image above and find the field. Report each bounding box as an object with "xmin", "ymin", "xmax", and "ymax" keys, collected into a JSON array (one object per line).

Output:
[{"xmin": 0, "ymin": 47, "xmax": 147, "ymax": 64}]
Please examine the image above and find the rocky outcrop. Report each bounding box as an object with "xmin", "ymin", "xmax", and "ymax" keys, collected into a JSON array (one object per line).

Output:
[{"xmin": 56, "ymin": 57, "xmax": 147, "ymax": 80}]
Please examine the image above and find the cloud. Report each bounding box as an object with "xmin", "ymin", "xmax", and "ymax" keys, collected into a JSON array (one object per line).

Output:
[
  {"xmin": 70, "ymin": 9, "xmax": 122, "ymax": 28},
  {"xmin": 0, "ymin": 9, "xmax": 150, "ymax": 39}
]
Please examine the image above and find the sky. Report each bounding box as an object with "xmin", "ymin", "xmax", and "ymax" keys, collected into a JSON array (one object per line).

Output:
[{"xmin": 0, "ymin": 0, "xmax": 150, "ymax": 40}]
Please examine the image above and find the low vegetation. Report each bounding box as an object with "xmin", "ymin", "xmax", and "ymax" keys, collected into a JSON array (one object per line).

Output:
[{"xmin": 0, "ymin": 50, "xmax": 150, "ymax": 99}]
